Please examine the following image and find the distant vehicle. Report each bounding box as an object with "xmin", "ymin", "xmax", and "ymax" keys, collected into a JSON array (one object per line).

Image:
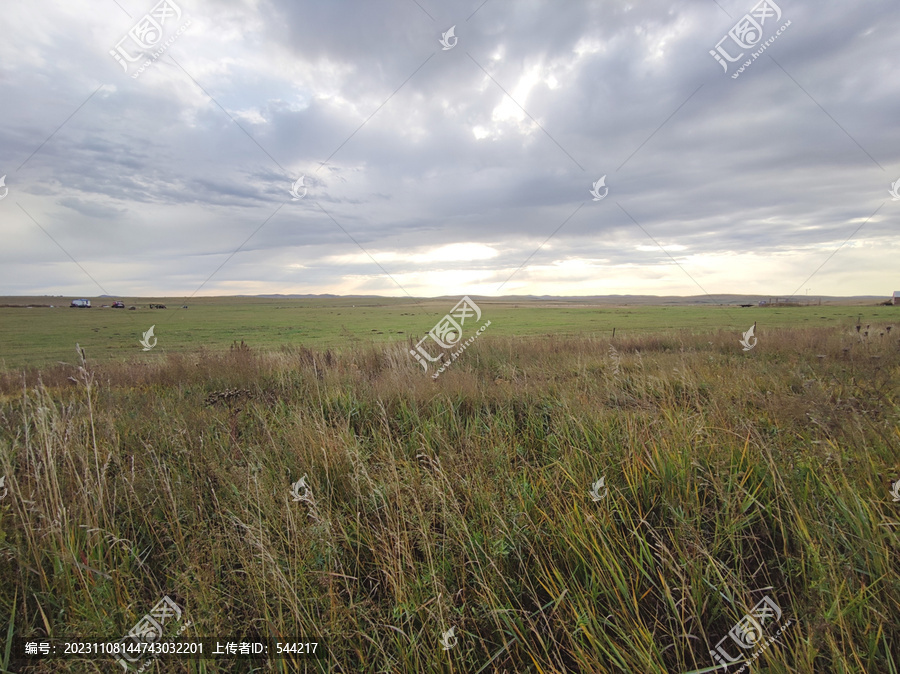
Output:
[
  {"xmin": 112, "ymin": 301, "xmax": 125, "ymax": 308},
  {"xmin": 70, "ymin": 299, "xmax": 91, "ymax": 308}
]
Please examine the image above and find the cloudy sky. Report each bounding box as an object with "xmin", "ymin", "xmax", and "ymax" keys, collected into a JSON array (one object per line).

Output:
[{"xmin": 1, "ymin": 0, "xmax": 897, "ymax": 298}]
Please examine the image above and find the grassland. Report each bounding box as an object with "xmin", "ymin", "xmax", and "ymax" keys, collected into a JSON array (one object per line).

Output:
[
  {"xmin": 0, "ymin": 305, "xmax": 898, "ymax": 672},
  {"xmin": 0, "ymin": 295, "xmax": 894, "ymax": 370}
]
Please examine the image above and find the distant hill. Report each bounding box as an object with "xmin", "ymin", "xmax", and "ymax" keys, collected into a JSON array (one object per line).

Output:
[
  {"xmin": 246, "ymin": 294, "xmax": 891, "ymax": 306},
  {"xmin": 250, "ymin": 294, "xmax": 352, "ymax": 298},
  {"xmin": 0, "ymin": 294, "xmax": 893, "ymax": 307}
]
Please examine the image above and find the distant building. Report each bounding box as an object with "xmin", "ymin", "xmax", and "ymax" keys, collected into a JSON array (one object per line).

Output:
[{"xmin": 893, "ymin": 291, "xmax": 900, "ymax": 306}]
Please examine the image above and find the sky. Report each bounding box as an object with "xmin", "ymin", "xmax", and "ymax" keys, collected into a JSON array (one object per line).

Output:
[{"xmin": 0, "ymin": 0, "xmax": 898, "ymax": 299}]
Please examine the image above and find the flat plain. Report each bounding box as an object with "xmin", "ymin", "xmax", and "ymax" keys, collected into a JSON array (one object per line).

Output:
[
  {"xmin": 0, "ymin": 295, "xmax": 892, "ymax": 370},
  {"xmin": 0, "ymin": 297, "xmax": 897, "ymax": 673}
]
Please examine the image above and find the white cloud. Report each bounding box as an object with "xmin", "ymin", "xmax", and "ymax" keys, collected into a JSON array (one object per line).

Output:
[{"xmin": 0, "ymin": 0, "xmax": 897, "ymax": 299}]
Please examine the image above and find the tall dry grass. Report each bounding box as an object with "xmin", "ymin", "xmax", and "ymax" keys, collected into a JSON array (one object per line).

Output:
[{"xmin": 0, "ymin": 325, "xmax": 898, "ymax": 672}]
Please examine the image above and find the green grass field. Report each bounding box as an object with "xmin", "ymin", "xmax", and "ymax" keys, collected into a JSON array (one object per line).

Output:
[
  {"xmin": 0, "ymin": 296, "xmax": 894, "ymax": 371},
  {"xmin": 0, "ymin": 300, "xmax": 898, "ymax": 672}
]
